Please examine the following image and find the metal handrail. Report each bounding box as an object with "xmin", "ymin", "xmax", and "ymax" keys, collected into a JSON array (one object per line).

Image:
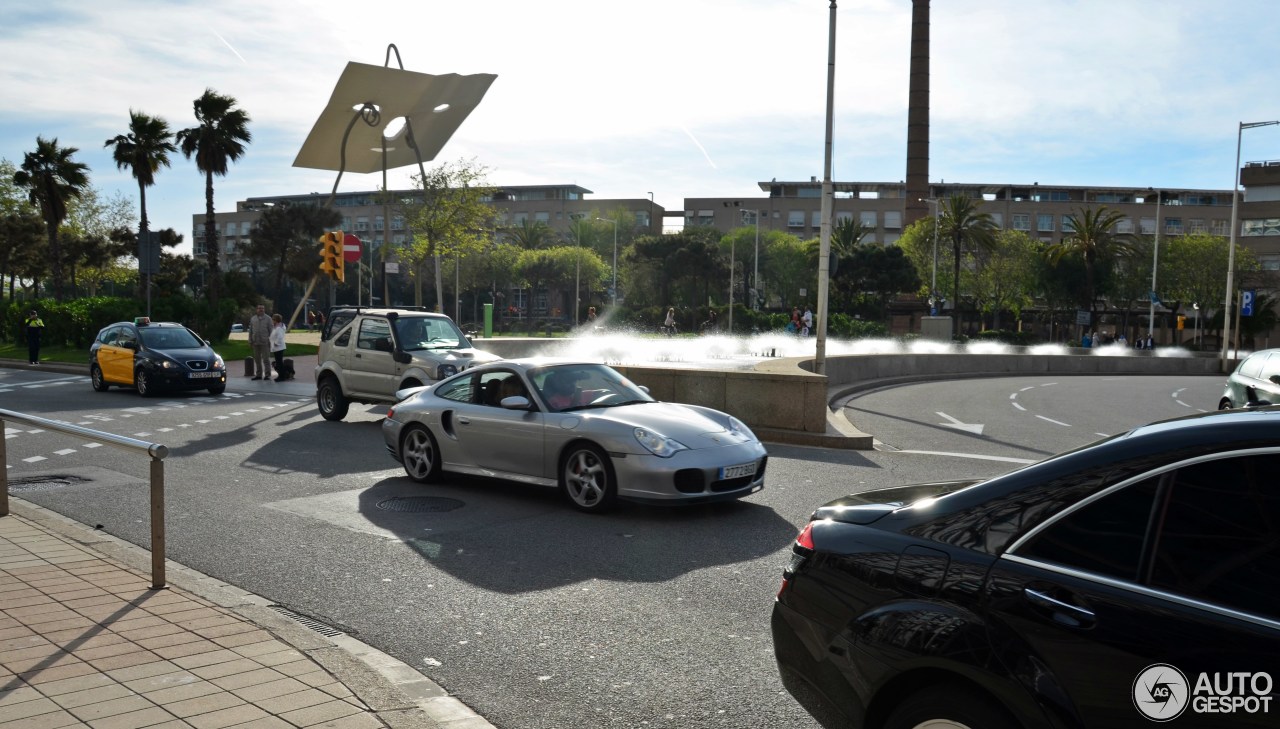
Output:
[{"xmin": 0, "ymin": 408, "xmax": 168, "ymax": 588}]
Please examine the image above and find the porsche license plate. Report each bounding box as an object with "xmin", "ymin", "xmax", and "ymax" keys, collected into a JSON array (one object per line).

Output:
[
  {"xmin": 719, "ymin": 461, "xmax": 757, "ymax": 480},
  {"xmin": 188, "ymin": 371, "xmax": 221, "ymax": 379}
]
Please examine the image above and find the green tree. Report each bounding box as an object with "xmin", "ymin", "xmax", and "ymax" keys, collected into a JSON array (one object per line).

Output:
[
  {"xmin": 176, "ymin": 89, "xmax": 252, "ymax": 306},
  {"xmin": 400, "ymin": 158, "xmax": 495, "ymax": 310},
  {"xmin": 504, "ymin": 219, "xmax": 555, "ymax": 249},
  {"xmin": 245, "ymin": 202, "xmax": 342, "ymax": 313},
  {"xmin": 969, "ymin": 230, "xmax": 1040, "ymax": 331},
  {"xmin": 1044, "ymin": 206, "xmax": 1136, "ymax": 328},
  {"xmin": 829, "ymin": 242, "xmax": 922, "ymax": 320},
  {"xmin": 1, "ymin": 209, "xmax": 45, "ymax": 302},
  {"xmin": 105, "ymin": 110, "xmax": 177, "ymax": 300},
  {"xmin": 13, "ymin": 136, "xmax": 90, "ymax": 300},
  {"xmin": 938, "ymin": 194, "xmax": 998, "ymax": 335}
]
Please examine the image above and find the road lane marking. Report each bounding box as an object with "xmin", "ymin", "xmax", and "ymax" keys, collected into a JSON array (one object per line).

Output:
[
  {"xmin": 896, "ymin": 450, "xmax": 1036, "ymax": 464},
  {"xmin": 936, "ymin": 412, "xmax": 985, "ymax": 435},
  {"xmin": 1036, "ymin": 415, "xmax": 1071, "ymax": 427},
  {"xmin": 1012, "ymin": 402, "xmax": 1026, "ymax": 411}
]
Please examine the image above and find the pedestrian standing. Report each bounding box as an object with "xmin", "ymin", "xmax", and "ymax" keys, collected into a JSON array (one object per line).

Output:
[
  {"xmin": 801, "ymin": 306, "xmax": 813, "ymax": 336},
  {"xmin": 663, "ymin": 307, "xmax": 677, "ymax": 337},
  {"xmin": 248, "ymin": 304, "xmax": 272, "ymax": 380},
  {"xmin": 24, "ymin": 309, "xmax": 45, "ymax": 365},
  {"xmin": 269, "ymin": 313, "xmax": 288, "ymax": 381}
]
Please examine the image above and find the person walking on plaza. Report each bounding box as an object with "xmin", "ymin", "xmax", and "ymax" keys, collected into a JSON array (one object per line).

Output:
[
  {"xmin": 663, "ymin": 307, "xmax": 677, "ymax": 337},
  {"xmin": 24, "ymin": 309, "xmax": 44, "ymax": 365},
  {"xmin": 248, "ymin": 304, "xmax": 272, "ymax": 380},
  {"xmin": 801, "ymin": 306, "xmax": 813, "ymax": 336},
  {"xmin": 269, "ymin": 313, "xmax": 288, "ymax": 381}
]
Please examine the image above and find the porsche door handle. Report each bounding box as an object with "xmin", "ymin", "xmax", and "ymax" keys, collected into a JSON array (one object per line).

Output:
[
  {"xmin": 1024, "ymin": 587, "xmax": 1096, "ymax": 628},
  {"xmin": 456, "ymin": 416, "xmax": 471, "ymax": 425}
]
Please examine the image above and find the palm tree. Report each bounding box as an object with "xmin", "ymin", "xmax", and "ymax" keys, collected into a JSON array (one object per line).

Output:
[
  {"xmin": 506, "ymin": 219, "xmax": 554, "ymax": 249},
  {"xmin": 176, "ymin": 89, "xmax": 252, "ymax": 305},
  {"xmin": 1045, "ymin": 206, "xmax": 1136, "ymax": 328},
  {"xmin": 105, "ymin": 110, "xmax": 177, "ymax": 299},
  {"xmin": 938, "ymin": 194, "xmax": 998, "ymax": 336},
  {"xmin": 13, "ymin": 136, "xmax": 90, "ymax": 301}
]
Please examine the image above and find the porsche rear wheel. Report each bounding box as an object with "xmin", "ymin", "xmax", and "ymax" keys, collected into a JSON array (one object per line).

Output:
[
  {"xmin": 400, "ymin": 425, "xmax": 441, "ymax": 483},
  {"xmin": 560, "ymin": 443, "xmax": 617, "ymax": 513}
]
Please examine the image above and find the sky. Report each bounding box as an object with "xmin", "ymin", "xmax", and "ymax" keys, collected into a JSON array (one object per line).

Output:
[{"xmin": 3, "ymin": 0, "xmax": 1280, "ymax": 257}]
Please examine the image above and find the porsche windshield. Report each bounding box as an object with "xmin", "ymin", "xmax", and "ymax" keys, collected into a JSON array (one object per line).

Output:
[{"xmin": 394, "ymin": 317, "xmax": 466, "ymax": 351}]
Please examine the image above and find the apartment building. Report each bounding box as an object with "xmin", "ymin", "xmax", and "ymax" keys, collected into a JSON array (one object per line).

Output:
[
  {"xmin": 685, "ymin": 167, "xmax": 1280, "ymax": 271},
  {"xmin": 191, "ymin": 184, "xmax": 665, "ymax": 266}
]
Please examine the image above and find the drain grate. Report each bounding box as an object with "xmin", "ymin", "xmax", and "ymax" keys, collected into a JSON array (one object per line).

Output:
[
  {"xmin": 5, "ymin": 475, "xmax": 90, "ymax": 493},
  {"xmin": 268, "ymin": 606, "xmax": 344, "ymax": 637},
  {"xmin": 376, "ymin": 496, "xmax": 464, "ymax": 513}
]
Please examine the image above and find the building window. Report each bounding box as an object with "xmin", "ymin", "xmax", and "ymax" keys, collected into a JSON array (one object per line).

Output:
[
  {"xmin": 883, "ymin": 233, "xmax": 900, "ymax": 245},
  {"xmin": 860, "ymin": 211, "xmax": 877, "ymax": 227},
  {"xmin": 884, "ymin": 211, "xmax": 902, "ymax": 230},
  {"xmin": 835, "ymin": 211, "xmax": 853, "ymax": 224},
  {"xmin": 225, "ymin": 222, "xmax": 237, "ymax": 237},
  {"xmin": 1211, "ymin": 219, "xmax": 1229, "ymax": 235},
  {"xmin": 1243, "ymin": 218, "xmax": 1280, "ymax": 236},
  {"xmin": 1049, "ymin": 191, "xmax": 1070, "ymax": 202},
  {"xmin": 637, "ymin": 212, "xmax": 650, "ymax": 228},
  {"xmin": 535, "ymin": 211, "xmax": 550, "ymax": 223},
  {"xmin": 1165, "ymin": 218, "xmax": 1183, "ymax": 235},
  {"xmin": 1139, "ymin": 217, "xmax": 1155, "ymax": 234},
  {"xmin": 787, "ymin": 211, "xmax": 805, "ymax": 228},
  {"xmin": 810, "ymin": 210, "xmax": 823, "ymax": 227},
  {"xmin": 863, "ymin": 233, "xmax": 877, "ymax": 244},
  {"xmin": 374, "ymin": 216, "xmax": 385, "ymax": 231},
  {"xmin": 1188, "ymin": 218, "xmax": 1206, "ymax": 234},
  {"xmin": 1061, "ymin": 215, "xmax": 1075, "ymax": 234},
  {"xmin": 240, "ymin": 221, "xmax": 251, "ymax": 235},
  {"xmin": 342, "ymin": 217, "xmax": 351, "ymax": 230},
  {"xmin": 1260, "ymin": 255, "xmax": 1280, "ymax": 271},
  {"xmin": 393, "ymin": 234, "xmax": 405, "ymax": 244},
  {"xmin": 1037, "ymin": 214, "xmax": 1054, "ymax": 232},
  {"xmin": 1012, "ymin": 213, "xmax": 1030, "ymax": 231},
  {"xmin": 990, "ymin": 212, "xmax": 1003, "ymax": 228},
  {"xmin": 696, "ymin": 209, "xmax": 714, "ymax": 226},
  {"xmin": 1116, "ymin": 218, "xmax": 1134, "ymax": 234},
  {"xmin": 356, "ymin": 216, "xmax": 369, "ymax": 231}
]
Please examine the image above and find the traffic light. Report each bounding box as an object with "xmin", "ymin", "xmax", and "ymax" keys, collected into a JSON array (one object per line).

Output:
[
  {"xmin": 319, "ymin": 231, "xmax": 345, "ymax": 283},
  {"xmin": 1177, "ymin": 315, "xmax": 1186, "ymax": 330}
]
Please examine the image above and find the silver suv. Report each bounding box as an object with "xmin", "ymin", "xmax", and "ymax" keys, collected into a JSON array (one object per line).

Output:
[{"xmin": 315, "ymin": 308, "xmax": 500, "ymax": 420}]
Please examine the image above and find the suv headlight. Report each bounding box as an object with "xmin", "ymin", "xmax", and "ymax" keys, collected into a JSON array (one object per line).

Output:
[
  {"xmin": 436, "ymin": 364, "xmax": 458, "ymax": 379},
  {"xmin": 634, "ymin": 428, "xmax": 688, "ymax": 458}
]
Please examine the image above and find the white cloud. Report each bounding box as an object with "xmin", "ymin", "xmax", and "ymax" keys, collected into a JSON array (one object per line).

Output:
[{"xmin": 2, "ymin": 0, "xmax": 1279, "ymax": 254}]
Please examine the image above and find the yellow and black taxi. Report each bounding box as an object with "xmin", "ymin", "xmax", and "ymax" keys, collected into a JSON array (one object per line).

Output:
[{"xmin": 89, "ymin": 317, "xmax": 226, "ymax": 396}]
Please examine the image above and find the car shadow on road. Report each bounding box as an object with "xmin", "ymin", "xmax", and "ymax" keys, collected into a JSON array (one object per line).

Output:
[{"xmin": 352, "ymin": 475, "xmax": 800, "ymax": 594}]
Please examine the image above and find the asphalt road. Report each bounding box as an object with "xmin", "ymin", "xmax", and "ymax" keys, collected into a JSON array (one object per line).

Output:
[{"xmin": 0, "ymin": 366, "xmax": 1225, "ymax": 728}]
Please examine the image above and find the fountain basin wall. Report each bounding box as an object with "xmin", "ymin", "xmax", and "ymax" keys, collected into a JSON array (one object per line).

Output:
[{"xmin": 473, "ymin": 338, "xmax": 1226, "ymax": 447}]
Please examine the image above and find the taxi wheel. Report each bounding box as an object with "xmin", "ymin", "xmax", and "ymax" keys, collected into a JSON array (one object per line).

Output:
[
  {"xmin": 91, "ymin": 365, "xmax": 110, "ymax": 392},
  {"xmin": 134, "ymin": 369, "xmax": 154, "ymax": 398}
]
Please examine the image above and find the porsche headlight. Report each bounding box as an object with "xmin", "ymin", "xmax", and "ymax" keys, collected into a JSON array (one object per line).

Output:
[
  {"xmin": 727, "ymin": 416, "xmax": 756, "ymax": 440},
  {"xmin": 634, "ymin": 427, "xmax": 688, "ymax": 458}
]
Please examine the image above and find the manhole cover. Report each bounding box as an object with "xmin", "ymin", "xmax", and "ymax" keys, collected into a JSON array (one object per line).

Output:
[
  {"xmin": 376, "ymin": 496, "xmax": 464, "ymax": 513},
  {"xmin": 6, "ymin": 475, "xmax": 90, "ymax": 493}
]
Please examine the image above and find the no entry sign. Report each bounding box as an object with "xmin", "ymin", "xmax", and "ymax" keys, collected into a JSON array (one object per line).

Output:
[{"xmin": 343, "ymin": 234, "xmax": 362, "ymax": 262}]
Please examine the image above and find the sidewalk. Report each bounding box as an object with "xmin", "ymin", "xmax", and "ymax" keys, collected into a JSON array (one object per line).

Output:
[{"xmin": 0, "ymin": 502, "xmax": 495, "ymax": 729}]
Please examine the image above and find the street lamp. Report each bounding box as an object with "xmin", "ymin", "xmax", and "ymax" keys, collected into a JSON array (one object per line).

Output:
[
  {"xmin": 741, "ymin": 209, "xmax": 762, "ymax": 310},
  {"xmin": 1148, "ymin": 189, "xmax": 1163, "ymax": 340},
  {"xmin": 595, "ymin": 217, "xmax": 618, "ymax": 305},
  {"xmin": 570, "ymin": 213, "xmax": 584, "ymax": 325},
  {"xmin": 919, "ymin": 197, "xmax": 940, "ymax": 313},
  {"xmin": 1222, "ymin": 120, "xmax": 1280, "ymax": 370},
  {"xmin": 1193, "ymin": 302, "xmax": 1201, "ymax": 348}
]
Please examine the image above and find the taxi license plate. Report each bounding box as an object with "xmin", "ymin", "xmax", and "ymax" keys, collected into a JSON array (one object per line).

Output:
[
  {"xmin": 719, "ymin": 462, "xmax": 757, "ymax": 480},
  {"xmin": 188, "ymin": 371, "xmax": 221, "ymax": 379}
]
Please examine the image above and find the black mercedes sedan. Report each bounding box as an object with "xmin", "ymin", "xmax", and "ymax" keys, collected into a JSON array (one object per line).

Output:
[{"xmin": 773, "ymin": 407, "xmax": 1280, "ymax": 729}]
